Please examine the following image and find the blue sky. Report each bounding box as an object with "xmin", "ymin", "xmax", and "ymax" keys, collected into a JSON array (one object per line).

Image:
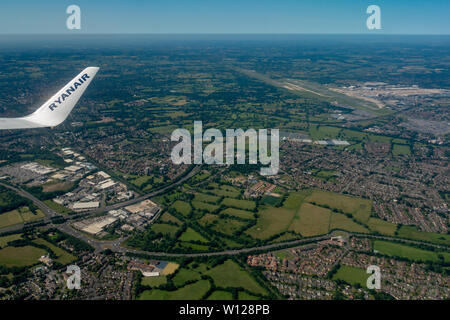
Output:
[{"xmin": 1, "ymin": 0, "xmax": 449, "ymax": 34}]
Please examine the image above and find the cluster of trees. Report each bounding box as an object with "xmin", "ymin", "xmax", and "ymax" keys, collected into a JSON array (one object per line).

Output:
[
  {"xmin": 44, "ymin": 228, "xmax": 94, "ymax": 254},
  {"xmin": 0, "ymin": 186, "xmax": 36, "ymax": 214}
]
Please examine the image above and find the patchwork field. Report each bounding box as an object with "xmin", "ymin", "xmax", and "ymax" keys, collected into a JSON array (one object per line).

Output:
[
  {"xmin": 194, "ymin": 193, "xmax": 220, "ymax": 204},
  {"xmin": 305, "ymin": 190, "xmax": 372, "ymax": 223},
  {"xmin": 192, "ymin": 201, "xmax": 220, "ymax": 212},
  {"xmin": 329, "ymin": 212, "xmax": 369, "ymax": 233},
  {"xmin": 289, "ymin": 203, "xmax": 330, "ymax": 237},
  {"xmin": 173, "ymin": 268, "xmax": 201, "ymax": 287},
  {"xmin": 246, "ymin": 207, "xmax": 296, "ymax": 240},
  {"xmin": 0, "ymin": 208, "xmax": 46, "ymax": 229},
  {"xmin": 246, "ymin": 192, "xmax": 306, "ymax": 240}
]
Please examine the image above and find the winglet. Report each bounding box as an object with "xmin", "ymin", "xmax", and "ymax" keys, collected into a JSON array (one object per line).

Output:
[{"xmin": 21, "ymin": 67, "xmax": 99, "ymax": 128}]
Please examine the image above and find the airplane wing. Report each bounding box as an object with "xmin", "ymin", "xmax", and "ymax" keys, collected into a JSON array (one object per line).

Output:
[{"xmin": 0, "ymin": 67, "xmax": 99, "ymax": 130}]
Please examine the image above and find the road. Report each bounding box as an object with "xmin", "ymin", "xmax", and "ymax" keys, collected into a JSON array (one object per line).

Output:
[
  {"xmin": 1, "ymin": 170, "xmax": 449, "ymax": 258},
  {"xmin": 93, "ymin": 164, "xmax": 200, "ymax": 213}
]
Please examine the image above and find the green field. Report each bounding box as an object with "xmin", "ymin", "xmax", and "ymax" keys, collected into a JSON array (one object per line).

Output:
[
  {"xmin": 191, "ymin": 170, "xmax": 211, "ymax": 182},
  {"xmin": 221, "ymin": 208, "xmax": 255, "ymax": 220},
  {"xmin": 207, "ymin": 290, "xmax": 233, "ymax": 300},
  {"xmin": 0, "ymin": 208, "xmax": 46, "ymax": 229},
  {"xmin": 141, "ymin": 275, "xmax": 167, "ymax": 287},
  {"xmin": 138, "ymin": 280, "xmax": 211, "ymax": 300},
  {"xmin": 367, "ymin": 218, "xmax": 397, "ymax": 236},
  {"xmin": 392, "ymin": 144, "xmax": 411, "ymax": 156},
  {"xmin": 198, "ymin": 214, "xmax": 219, "ymax": 227},
  {"xmin": 238, "ymin": 291, "xmax": 260, "ymax": 300},
  {"xmin": 309, "ymin": 125, "xmax": 341, "ymax": 140},
  {"xmin": 173, "ymin": 268, "xmax": 201, "ymax": 287},
  {"xmin": 260, "ymin": 195, "xmax": 283, "ymax": 206},
  {"xmin": 131, "ymin": 175, "xmax": 152, "ymax": 188},
  {"xmin": 171, "ymin": 200, "xmax": 192, "ymax": 216},
  {"xmin": 373, "ymin": 240, "xmax": 450, "ymax": 263},
  {"xmin": 332, "ymin": 265, "xmax": 368, "ymax": 287},
  {"xmin": 206, "ymin": 185, "xmax": 240, "ymax": 198},
  {"xmin": 159, "ymin": 212, "xmax": 182, "ymax": 225},
  {"xmin": 151, "ymin": 223, "xmax": 179, "ymax": 237},
  {"xmin": 212, "ymin": 218, "xmax": 247, "ymax": 236},
  {"xmin": 205, "ymin": 260, "xmax": 267, "ymax": 296},
  {"xmin": 305, "ymin": 190, "xmax": 372, "ymax": 223},
  {"xmin": 0, "ymin": 210, "xmax": 23, "ymax": 229},
  {"xmin": 192, "ymin": 201, "xmax": 220, "ymax": 212},
  {"xmin": 246, "ymin": 206, "xmax": 296, "ymax": 240},
  {"xmin": 246, "ymin": 192, "xmax": 306, "ymax": 240},
  {"xmin": 33, "ymin": 238, "xmax": 77, "ymax": 265},
  {"xmin": 178, "ymin": 228, "xmax": 208, "ymax": 243},
  {"xmin": 289, "ymin": 203, "xmax": 331, "ymax": 237},
  {"xmin": 0, "ymin": 233, "xmax": 22, "ymax": 248},
  {"xmin": 194, "ymin": 193, "xmax": 220, "ymax": 204},
  {"xmin": 0, "ymin": 246, "xmax": 46, "ymax": 267},
  {"xmin": 397, "ymin": 226, "xmax": 450, "ymax": 246},
  {"xmin": 329, "ymin": 212, "xmax": 369, "ymax": 233},
  {"xmin": 221, "ymin": 198, "xmax": 256, "ymax": 211}
]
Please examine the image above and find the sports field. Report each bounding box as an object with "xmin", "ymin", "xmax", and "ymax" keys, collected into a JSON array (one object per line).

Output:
[
  {"xmin": 332, "ymin": 265, "xmax": 368, "ymax": 287},
  {"xmin": 0, "ymin": 245, "xmax": 46, "ymax": 267},
  {"xmin": 374, "ymin": 240, "xmax": 450, "ymax": 263},
  {"xmin": 205, "ymin": 260, "xmax": 267, "ymax": 295}
]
